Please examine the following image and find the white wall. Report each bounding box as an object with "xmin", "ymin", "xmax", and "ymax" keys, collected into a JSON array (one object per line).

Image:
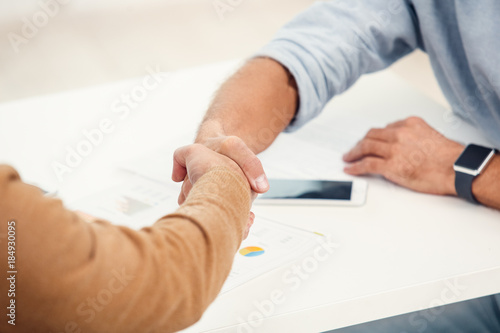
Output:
[
  {"xmin": 0, "ymin": 0, "xmax": 446, "ymax": 107},
  {"xmin": 0, "ymin": 0, "xmax": 316, "ymax": 102}
]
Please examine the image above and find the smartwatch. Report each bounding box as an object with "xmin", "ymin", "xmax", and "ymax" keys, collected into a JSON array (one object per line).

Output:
[{"xmin": 453, "ymin": 144, "xmax": 496, "ymax": 203}]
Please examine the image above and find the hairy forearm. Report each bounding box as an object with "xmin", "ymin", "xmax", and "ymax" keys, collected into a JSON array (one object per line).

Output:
[
  {"xmin": 196, "ymin": 57, "xmax": 298, "ymax": 153},
  {"xmin": 472, "ymin": 154, "xmax": 500, "ymax": 210}
]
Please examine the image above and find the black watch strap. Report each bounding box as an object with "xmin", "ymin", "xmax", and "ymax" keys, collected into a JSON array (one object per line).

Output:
[{"xmin": 455, "ymin": 171, "xmax": 478, "ymax": 204}]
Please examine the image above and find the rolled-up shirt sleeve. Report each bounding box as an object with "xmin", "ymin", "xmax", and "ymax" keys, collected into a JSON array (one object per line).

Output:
[{"xmin": 255, "ymin": 0, "xmax": 421, "ymax": 131}]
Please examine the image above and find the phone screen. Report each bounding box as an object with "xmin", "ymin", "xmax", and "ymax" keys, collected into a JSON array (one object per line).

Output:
[{"xmin": 259, "ymin": 179, "xmax": 353, "ymax": 201}]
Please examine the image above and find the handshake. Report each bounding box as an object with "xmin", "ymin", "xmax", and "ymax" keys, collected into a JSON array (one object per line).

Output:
[
  {"xmin": 172, "ymin": 136, "xmax": 269, "ymax": 239},
  {"xmin": 173, "ymin": 116, "xmax": 476, "ymax": 213}
]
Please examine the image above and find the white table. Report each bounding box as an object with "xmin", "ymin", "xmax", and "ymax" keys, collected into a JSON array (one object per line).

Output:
[{"xmin": 1, "ymin": 60, "xmax": 499, "ymax": 333}]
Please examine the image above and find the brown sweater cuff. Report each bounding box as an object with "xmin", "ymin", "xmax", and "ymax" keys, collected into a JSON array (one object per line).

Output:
[{"xmin": 157, "ymin": 166, "xmax": 251, "ymax": 243}]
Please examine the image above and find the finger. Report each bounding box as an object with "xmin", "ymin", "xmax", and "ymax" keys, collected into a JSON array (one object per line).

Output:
[
  {"xmin": 249, "ymin": 211, "xmax": 255, "ymax": 225},
  {"xmin": 343, "ymin": 139, "xmax": 392, "ymax": 162},
  {"xmin": 177, "ymin": 191, "xmax": 186, "ymax": 205},
  {"xmin": 178, "ymin": 177, "xmax": 192, "ymax": 205},
  {"xmin": 172, "ymin": 146, "xmax": 189, "ymax": 182},
  {"xmin": 218, "ymin": 137, "xmax": 269, "ymax": 193},
  {"xmin": 387, "ymin": 116, "xmax": 425, "ymax": 129},
  {"xmin": 386, "ymin": 119, "xmax": 407, "ymax": 128},
  {"xmin": 180, "ymin": 177, "xmax": 193, "ymax": 204},
  {"xmin": 250, "ymin": 190, "xmax": 258, "ymax": 203},
  {"xmin": 243, "ymin": 212, "xmax": 255, "ymax": 240},
  {"xmin": 364, "ymin": 128, "xmax": 396, "ymax": 142},
  {"xmin": 344, "ymin": 157, "xmax": 386, "ymax": 175}
]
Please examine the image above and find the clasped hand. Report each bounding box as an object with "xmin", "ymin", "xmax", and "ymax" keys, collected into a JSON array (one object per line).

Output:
[{"xmin": 171, "ymin": 143, "xmax": 261, "ymax": 239}]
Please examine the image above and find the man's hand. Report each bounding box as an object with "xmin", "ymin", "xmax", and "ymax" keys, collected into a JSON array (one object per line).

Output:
[
  {"xmin": 172, "ymin": 144, "xmax": 257, "ymax": 238},
  {"xmin": 201, "ymin": 135, "xmax": 270, "ymax": 193},
  {"xmin": 175, "ymin": 137, "xmax": 268, "ymax": 204},
  {"xmin": 343, "ymin": 116, "xmax": 464, "ymax": 195}
]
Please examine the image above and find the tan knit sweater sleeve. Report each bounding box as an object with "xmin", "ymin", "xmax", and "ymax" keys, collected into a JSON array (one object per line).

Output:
[{"xmin": 0, "ymin": 165, "xmax": 250, "ymax": 333}]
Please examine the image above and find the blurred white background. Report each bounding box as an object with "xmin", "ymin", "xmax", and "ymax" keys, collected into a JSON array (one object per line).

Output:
[{"xmin": 0, "ymin": 0, "xmax": 447, "ymax": 106}]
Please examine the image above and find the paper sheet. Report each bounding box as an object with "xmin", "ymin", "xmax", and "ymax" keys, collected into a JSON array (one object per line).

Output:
[
  {"xmin": 221, "ymin": 216, "xmax": 326, "ymax": 293},
  {"xmin": 67, "ymin": 176, "xmax": 179, "ymax": 229},
  {"xmin": 118, "ymin": 144, "xmax": 182, "ymax": 186},
  {"xmin": 258, "ymin": 134, "xmax": 349, "ymax": 180}
]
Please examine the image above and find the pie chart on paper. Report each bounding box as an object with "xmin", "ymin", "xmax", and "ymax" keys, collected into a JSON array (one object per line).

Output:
[{"xmin": 239, "ymin": 246, "xmax": 265, "ymax": 257}]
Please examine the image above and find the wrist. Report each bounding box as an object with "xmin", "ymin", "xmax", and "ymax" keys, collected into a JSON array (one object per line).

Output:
[{"xmin": 447, "ymin": 143, "xmax": 465, "ymax": 196}]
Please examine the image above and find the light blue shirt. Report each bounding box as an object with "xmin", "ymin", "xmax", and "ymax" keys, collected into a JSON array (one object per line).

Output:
[
  {"xmin": 256, "ymin": 0, "xmax": 500, "ymax": 318},
  {"xmin": 256, "ymin": 0, "xmax": 500, "ymax": 148}
]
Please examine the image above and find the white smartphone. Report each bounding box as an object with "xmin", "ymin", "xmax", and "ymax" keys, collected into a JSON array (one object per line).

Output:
[{"xmin": 255, "ymin": 178, "xmax": 367, "ymax": 206}]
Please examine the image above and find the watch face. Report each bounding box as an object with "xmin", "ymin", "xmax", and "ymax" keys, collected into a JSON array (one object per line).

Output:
[{"xmin": 455, "ymin": 144, "xmax": 494, "ymax": 171}]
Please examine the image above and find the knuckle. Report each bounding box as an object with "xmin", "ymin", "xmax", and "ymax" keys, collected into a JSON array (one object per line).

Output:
[
  {"xmin": 185, "ymin": 143, "xmax": 201, "ymax": 155},
  {"xmin": 242, "ymin": 155, "xmax": 262, "ymax": 173},
  {"xmin": 360, "ymin": 140, "xmax": 371, "ymax": 154},
  {"xmin": 174, "ymin": 145, "xmax": 187, "ymax": 157},
  {"xmin": 394, "ymin": 128, "xmax": 408, "ymax": 141},
  {"xmin": 365, "ymin": 158, "xmax": 377, "ymax": 170},
  {"xmin": 220, "ymin": 135, "xmax": 243, "ymax": 153},
  {"xmin": 405, "ymin": 116, "xmax": 423, "ymax": 126},
  {"xmin": 390, "ymin": 144, "xmax": 400, "ymax": 156},
  {"xmin": 366, "ymin": 128, "xmax": 379, "ymax": 138}
]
